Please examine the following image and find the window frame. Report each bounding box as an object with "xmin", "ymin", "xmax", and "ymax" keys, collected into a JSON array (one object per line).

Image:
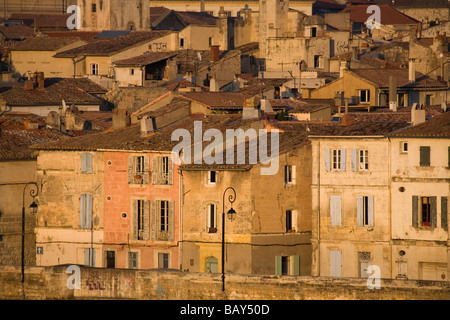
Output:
[
  {"xmin": 207, "ymin": 171, "xmax": 216, "ymax": 185},
  {"xmin": 158, "ymin": 252, "xmax": 169, "ymax": 269},
  {"xmin": 359, "ymin": 89, "xmax": 370, "ymax": 103},
  {"xmin": 207, "ymin": 203, "xmax": 217, "ymax": 233},
  {"xmin": 359, "ymin": 149, "xmax": 369, "ymax": 171},
  {"xmin": 128, "ymin": 251, "xmax": 139, "ymax": 269},
  {"xmin": 332, "ymin": 149, "xmax": 341, "ymax": 170},
  {"xmin": 419, "ymin": 146, "xmax": 431, "ymax": 167},
  {"xmin": 90, "ymin": 63, "xmax": 99, "ymax": 75},
  {"xmin": 284, "ymin": 165, "xmax": 296, "ymax": 185}
]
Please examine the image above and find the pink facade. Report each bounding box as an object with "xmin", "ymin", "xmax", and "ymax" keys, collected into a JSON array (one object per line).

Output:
[{"xmin": 102, "ymin": 151, "xmax": 180, "ymax": 270}]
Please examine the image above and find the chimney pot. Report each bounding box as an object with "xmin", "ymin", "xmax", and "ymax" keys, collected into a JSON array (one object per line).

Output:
[{"xmin": 210, "ymin": 45, "xmax": 220, "ymax": 62}]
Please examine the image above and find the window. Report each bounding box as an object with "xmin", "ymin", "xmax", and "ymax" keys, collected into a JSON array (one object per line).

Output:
[
  {"xmin": 158, "ymin": 253, "xmax": 169, "ymax": 269},
  {"xmin": 330, "ymin": 250, "xmax": 342, "ymax": 277},
  {"xmin": 401, "ymin": 142, "xmax": 408, "ymax": 153},
  {"xmin": 90, "ymin": 63, "xmax": 98, "ymax": 75},
  {"xmin": 80, "ymin": 194, "xmax": 93, "ymax": 229},
  {"xmin": 128, "ymin": 156, "xmax": 149, "ymax": 184},
  {"xmin": 81, "ymin": 153, "xmax": 93, "ymax": 173},
  {"xmin": 419, "ymin": 146, "xmax": 430, "ymax": 166},
  {"xmin": 442, "ymin": 197, "xmax": 448, "ymax": 231},
  {"xmin": 84, "ymin": 248, "xmax": 95, "ymax": 267},
  {"xmin": 152, "ymin": 200, "xmax": 175, "ymax": 241},
  {"xmin": 152, "ymin": 156, "xmax": 173, "ymax": 185},
  {"xmin": 325, "ymin": 148, "xmax": 347, "ymax": 172},
  {"xmin": 105, "ymin": 250, "xmax": 115, "ymax": 268},
  {"xmin": 286, "ymin": 210, "xmax": 292, "ymax": 232},
  {"xmin": 205, "ymin": 257, "xmax": 218, "ymax": 273},
  {"xmin": 359, "ymin": 149, "xmax": 369, "ymax": 170},
  {"xmin": 180, "ymin": 38, "xmax": 184, "ymax": 48},
  {"xmin": 207, "ymin": 204, "xmax": 217, "ymax": 233},
  {"xmin": 357, "ymin": 196, "xmax": 374, "ymax": 227},
  {"xmin": 130, "ymin": 68, "xmax": 135, "ymax": 76},
  {"xmin": 360, "ymin": 90, "xmax": 370, "ymax": 103},
  {"xmin": 132, "ymin": 199, "xmax": 149, "ymax": 240},
  {"xmin": 412, "ymin": 196, "xmax": 437, "ymax": 228},
  {"xmin": 208, "ymin": 37, "xmax": 213, "ymax": 47},
  {"xmin": 129, "ymin": 252, "xmax": 138, "ymax": 269},
  {"xmin": 92, "ymin": 3, "xmax": 97, "ymax": 12},
  {"xmin": 358, "ymin": 252, "xmax": 371, "ymax": 278},
  {"xmin": 275, "ymin": 256, "xmax": 300, "ymax": 275},
  {"xmin": 330, "ymin": 196, "xmax": 341, "ymax": 226},
  {"xmin": 314, "ymin": 55, "xmax": 322, "ymax": 68},
  {"xmin": 311, "ymin": 27, "xmax": 317, "ymax": 38},
  {"xmin": 207, "ymin": 171, "xmax": 216, "ymax": 184},
  {"xmin": 284, "ymin": 165, "xmax": 296, "ymax": 185}
]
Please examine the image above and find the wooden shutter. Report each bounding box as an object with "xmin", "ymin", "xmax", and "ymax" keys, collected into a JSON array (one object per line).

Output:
[
  {"xmin": 168, "ymin": 201, "xmax": 175, "ymax": 241},
  {"xmin": 325, "ymin": 148, "xmax": 331, "ymax": 172},
  {"xmin": 275, "ymin": 256, "xmax": 282, "ymax": 275},
  {"xmin": 86, "ymin": 194, "xmax": 93, "ymax": 229},
  {"xmin": 132, "ymin": 200, "xmax": 137, "ymax": 240},
  {"xmin": 151, "ymin": 200, "xmax": 157, "ymax": 240},
  {"xmin": 412, "ymin": 196, "xmax": 419, "ymax": 227},
  {"xmin": 143, "ymin": 156, "xmax": 150, "ymax": 184},
  {"xmin": 128, "ymin": 156, "xmax": 134, "ymax": 184},
  {"xmin": 368, "ymin": 196, "xmax": 374, "ymax": 227},
  {"xmin": 430, "ymin": 196, "xmax": 437, "ymax": 228},
  {"xmin": 86, "ymin": 153, "xmax": 93, "ymax": 173},
  {"xmin": 81, "ymin": 153, "xmax": 87, "ymax": 173},
  {"xmin": 91, "ymin": 248, "xmax": 95, "ymax": 267},
  {"xmin": 80, "ymin": 194, "xmax": 86, "ymax": 228},
  {"xmin": 143, "ymin": 200, "xmax": 150, "ymax": 240},
  {"xmin": 356, "ymin": 196, "xmax": 363, "ymax": 226},
  {"xmin": 330, "ymin": 250, "xmax": 342, "ymax": 277},
  {"xmin": 340, "ymin": 148, "xmax": 346, "ymax": 172},
  {"xmin": 292, "ymin": 255, "xmax": 300, "ymax": 276},
  {"xmin": 168, "ymin": 157, "xmax": 174, "ymax": 185},
  {"xmin": 84, "ymin": 248, "xmax": 90, "ymax": 266},
  {"xmin": 442, "ymin": 197, "xmax": 448, "ymax": 230},
  {"xmin": 351, "ymin": 148, "xmax": 357, "ymax": 172},
  {"xmin": 152, "ymin": 157, "xmax": 158, "ymax": 185},
  {"xmin": 330, "ymin": 196, "xmax": 341, "ymax": 226},
  {"xmin": 419, "ymin": 146, "xmax": 430, "ymax": 166}
]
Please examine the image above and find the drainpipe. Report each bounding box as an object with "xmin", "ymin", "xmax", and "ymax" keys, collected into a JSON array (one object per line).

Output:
[
  {"xmin": 317, "ymin": 140, "xmax": 321, "ymax": 277},
  {"xmin": 179, "ymin": 169, "xmax": 183, "ymax": 270}
]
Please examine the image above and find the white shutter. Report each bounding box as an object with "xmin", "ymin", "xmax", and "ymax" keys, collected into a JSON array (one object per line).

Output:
[
  {"xmin": 357, "ymin": 196, "xmax": 363, "ymax": 226},
  {"xmin": 340, "ymin": 148, "xmax": 346, "ymax": 172},
  {"xmin": 86, "ymin": 153, "xmax": 93, "ymax": 174},
  {"xmin": 168, "ymin": 157, "xmax": 174, "ymax": 185},
  {"xmin": 368, "ymin": 196, "xmax": 374, "ymax": 227},
  {"xmin": 330, "ymin": 196, "xmax": 341, "ymax": 226},
  {"xmin": 168, "ymin": 201, "xmax": 175, "ymax": 241},
  {"xmin": 325, "ymin": 148, "xmax": 331, "ymax": 172},
  {"xmin": 86, "ymin": 194, "xmax": 93, "ymax": 229},
  {"xmin": 351, "ymin": 148, "xmax": 357, "ymax": 172},
  {"xmin": 330, "ymin": 250, "xmax": 342, "ymax": 277},
  {"xmin": 81, "ymin": 153, "xmax": 87, "ymax": 173},
  {"xmin": 80, "ymin": 194, "xmax": 86, "ymax": 228},
  {"xmin": 143, "ymin": 156, "xmax": 150, "ymax": 184}
]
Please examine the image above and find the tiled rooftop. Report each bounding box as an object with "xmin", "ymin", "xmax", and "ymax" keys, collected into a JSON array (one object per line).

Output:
[
  {"xmin": 339, "ymin": 4, "xmax": 418, "ymax": 24},
  {"xmin": 9, "ymin": 35, "xmax": 84, "ymax": 51},
  {"xmin": 0, "ymin": 24, "xmax": 34, "ymax": 40},
  {"xmin": 114, "ymin": 52, "xmax": 178, "ymax": 67},
  {"xmin": 388, "ymin": 111, "xmax": 450, "ymax": 138}
]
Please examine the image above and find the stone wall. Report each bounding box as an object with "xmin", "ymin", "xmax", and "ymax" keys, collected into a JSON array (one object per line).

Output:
[{"xmin": 0, "ymin": 265, "xmax": 448, "ymax": 300}]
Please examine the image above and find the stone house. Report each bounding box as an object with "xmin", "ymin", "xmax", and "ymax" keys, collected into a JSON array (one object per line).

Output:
[
  {"xmin": 387, "ymin": 110, "xmax": 450, "ymax": 281},
  {"xmin": 179, "ymin": 124, "xmax": 315, "ymax": 276},
  {"xmin": 9, "ymin": 35, "xmax": 87, "ymax": 78},
  {"xmin": 308, "ymin": 115, "xmax": 412, "ymax": 279}
]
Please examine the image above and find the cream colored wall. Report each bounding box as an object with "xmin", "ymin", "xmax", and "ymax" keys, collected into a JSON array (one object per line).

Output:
[
  {"xmin": 11, "ymin": 51, "xmax": 76, "ymax": 78},
  {"xmin": 311, "ymin": 138, "xmax": 392, "ymax": 278},
  {"xmin": 179, "ymin": 25, "xmax": 220, "ymax": 50},
  {"xmin": 35, "ymin": 150, "xmax": 105, "ymax": 267},
  {"xmin": 115, "ymin": 67, "xmax": 144, "ymax": 87}
]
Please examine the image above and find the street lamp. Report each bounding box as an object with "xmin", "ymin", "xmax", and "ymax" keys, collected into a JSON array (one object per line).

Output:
[
  {"xmin": 222, "ymin": 187, "xmax": 236, "ymax": 292},
  {"xmin": 22, "ymin": 182, "xmax": 39, "ymax": 283}
]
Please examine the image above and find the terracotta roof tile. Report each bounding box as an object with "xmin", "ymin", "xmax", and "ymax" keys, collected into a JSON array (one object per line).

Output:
[
  {"xmin": 7, "ymin": 13, "xmax": 71, "ymax": 29},
  {"xmin": 388, "ymin": 111, "xmax": 450, "ymax": 137},
  {"xmin": 339, "ymin": 4, "xmax": 419, "ymax": 24},
  {"xmin": 0, "ymin": 25, "xmax": 34, "ymax": 40},
  {"xmin": 114, "ymin": 52, "xmax": 178, "ymax": 67},
  {"xmin": 9, "ymin": 35, "xmax": 84, "ymax": 51}
]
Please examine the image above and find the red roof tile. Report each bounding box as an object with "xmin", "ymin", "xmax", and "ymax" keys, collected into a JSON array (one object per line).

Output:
[{"xmin": 339, "ymin": 4, "xmax": 418, "ymax": 25}]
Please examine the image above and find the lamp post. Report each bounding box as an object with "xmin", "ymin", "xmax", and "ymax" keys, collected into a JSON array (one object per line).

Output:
[
  {"xmin": 222, "ymin": 187, "xmax": 236, "ymax": 292},
  {"xmin": 22, "ymin": 182, "xmax": 39, "ymax": 283}
]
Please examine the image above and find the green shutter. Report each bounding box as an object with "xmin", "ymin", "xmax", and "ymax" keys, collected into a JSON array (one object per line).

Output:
[
  {"xmin": 441, "ymin": 197, "xmax": 448, "ymax": 230},
  {"xmin": 86, "ymin": 194, "xmax": 93, "ymax": 229},
  {"xmin": 430, "ymin": 196, "xmax": 437, "ymax": 228},
  {"xmin": 412, "ymin": 196, "xmax": 419, "ymax": 227},
  {"xmin": 419, "ymin": 146, "xmax": 430, "ymax": 166},
  {"xmin": 292, "ymin": 255, "xmax": 300, "ymax": 276},
  {"xmin": 275, "ymin": 256, "xmax": 282, "ymax": 275}
]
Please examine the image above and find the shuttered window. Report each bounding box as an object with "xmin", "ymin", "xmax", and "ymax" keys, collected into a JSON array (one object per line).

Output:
[
  {"xmin": 132, "ymin": 199, "xmax": 149, "ymax": 240},
  {"xmin": 419, "ymin": 146, "xmax": 430, "ymax": 166},
  {"xmin": 412, "ymin": 196, "xmax": 437, "ymax": 228},
  {"xmin": 357, "ymin": 196, "xmax": 374, "ymax": 227},
  {"xmin": 152, "ymin": 156, "xmax": 174, "ymax": 185},
  {"xmin": 152, "ymin": 200, "xmax": 175, "ymax": 241},
  {"xmin": 84, "ymin": 248, "xmax": 95, "ymax": 267},
  {"xmin": 325, "ymin": 148, "xmax": 331, "ymax": 172},
  {"xmin": 81, "ymin": 153, "xmax": 93, "ymax": 173},
  {"xmin": 275, "ymin": 255, "xmax": 300, "ymax": 276},
  {"xmin": 79, "ymin": 194, "xmax": 93, "ymax": 229},
  {"xmin": 330, "ymin": 196, "xmax": 341, "ymax": 226},
  {"xmin": 128, "ymin": 252, "xmax": 138, "ymax": 269},
  {"xmin": 128, "ymin": 156, "xmax": 150, "ymax": 184},
  {"xmin": 284, "ymin": 165, "xmax": 296, "ymax": 184},
  {"xmin": 207, "ymin": 204, "xmax": 217, "ymax": 232}
]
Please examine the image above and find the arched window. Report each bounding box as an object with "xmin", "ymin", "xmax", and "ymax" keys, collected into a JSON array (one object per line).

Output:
[
  {"xmin": 205, "ymin": 256, "xmax": 218, "ymax": 273},
  {"xmin": 206, "ymin": 204, "xmax": 217, "ymax": 233}
]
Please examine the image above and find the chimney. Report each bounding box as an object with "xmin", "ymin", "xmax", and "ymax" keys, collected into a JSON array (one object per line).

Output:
[
  {"xmin": 210, "ymin": 74, "xmax": 219, "ymax": 92},
  {"xmin": 409, "ymin": 59, "xmax": 416, "ymax": 83},
  {"xmin": 112, "ymin": 109, "xmax": 131, "ymax": 130},
  {"xmin": 140, "ymin": 116, "xmax": 155, "ymax": 135},
  {"xmin": 411, "ymin": 103, "xmax": 426, "ymax": 125},
  {"xmin": 200, "ymin": 0, "xmax": 205, "ymax": 12},
  {"xmin": 24, "ymin": 79, "xmax": 34, "ymax": 90},
  {"xmin": 210, "ymin": 45, "xmax": 220, "ymax": 63},
  {"xmin": 339, "ymin": 60, "xmax": 348, "ymax": 78},
  {"xmin": 341, "ymin": 113, "xmax": 356, "ymax": 126},
  {"xmin": 389, "ymin": 75, "xmax": 398, "ymax": 111}
]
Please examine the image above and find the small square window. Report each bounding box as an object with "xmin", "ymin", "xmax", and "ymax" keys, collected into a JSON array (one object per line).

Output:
[
  {"xmin": 284, "ymin": 165, "xmax": 296, "ymax": 185},
  {"xmin": 207, "ymin": 171, "xmax": 216, "ymax": 184},
  {"xmin": 401, "ymin": 142, "xmax": 408, "ymax": 153},
  {"xmin": 92, "ymin": 3, "xmax": 97, "ymax": 12}
]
